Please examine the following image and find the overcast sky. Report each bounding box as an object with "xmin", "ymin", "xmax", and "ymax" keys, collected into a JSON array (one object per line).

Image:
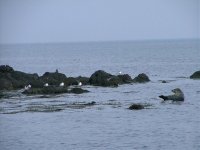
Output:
[{"xmin": 0, "ymin": 0, "xmax": 199, "ymax": 44}]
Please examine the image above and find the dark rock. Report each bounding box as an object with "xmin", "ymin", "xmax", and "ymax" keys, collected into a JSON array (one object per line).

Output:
[
  {"xmin": 0, "ymin": 66, "xmax": 40, "ymax": 90},
  {"xmin": 70, "ymin": 88, "xmax": 89, "ymax": 94},
  {"xmin": 0, "ymin": 65, "xmax": 14, "ymax": 73},
  {"xmin": 75, "ymin": 76, "xmax": 89, "ymax": 85},
  {"xmin": 27, "ymin": 105, "xmax": 64, "ymax": 112},
  {"xmin": 161, "ymin": 80, "xmax": 167, "ymax": 83},
  {"xmin": 82, "ymin": 101, "xmax": 96, "ymax": 106},
  {"xmin": 190, "ymin": 71, "xmax": 200, "ymax": 79},
  {"xmin": 129, "ymin": 104, "xmax": 145, "ymax": 110},
  {"xmin": 133, "ymin": 73, "xmax": 150, "ymax": 83},
  {"xmin": 117, "ymin": 74, "xmax": 133, "ymax": 83},
  {"xmin": 0, "ymin": 78, "xmax": 13, "ymax": 90},
  {"xmin": 22, "ymin": 86, "xmax": 89, "ymax": 95},
  {"xmin": 22, "ymin": 86, "xmax": 69, "ymax": 95},
  {"xmin": 66, "ymin": 101, "xmax": 96, "ymax": 109},
  {"xmin": 40, "ymin": 72, "xmax": 67, "ymax": 86},
  {"xmin": 89, "ymin": 70, "xmax": 118, "ymax": 87},
  {"xmin": 128, "ymin": 103, "xmax": 153, "ymax": 110},
  {"xmin": 65, "ymin": 77, "xmax": 78, "ymax": 86}
]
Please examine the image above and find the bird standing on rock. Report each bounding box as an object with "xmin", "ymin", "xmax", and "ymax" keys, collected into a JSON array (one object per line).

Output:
[
  {"xmin": 44, "ymin": 83, "xmax": 49, "ymax": 87},
  {"xmin": 60, "ymin": 82, "xmax": 64, "ymax": 87},
  {"xmin": 78, "ymin": 82, "xmax": 82, "ymax": 86},
  {"xmin": 24, "ymin": 84, "xmax": 31, "ymax": 90}
]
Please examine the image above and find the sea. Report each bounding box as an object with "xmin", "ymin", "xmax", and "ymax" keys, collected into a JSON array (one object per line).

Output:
[{"xmin": 0, "ymin": 40, "xmax": 200, "ymax": 150}]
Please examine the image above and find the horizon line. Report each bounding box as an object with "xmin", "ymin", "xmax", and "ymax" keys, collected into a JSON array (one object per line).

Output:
[{"xmin": 0, "ymin": 38, "xmax": 199, "ymax": 45}]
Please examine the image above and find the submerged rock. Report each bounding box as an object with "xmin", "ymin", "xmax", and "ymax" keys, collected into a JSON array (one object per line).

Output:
[
  {"xmin": 22, "ymin": 87, "xmax": 69, "ymax": 95},
  {"xmin": 133, "ymin": 73, "xmax": 150, "ymax": 83},
  {"xmin": 159, "ymin": 88, "xmax": 184, "ymax": 101},
  {"xmin": 128, "ymin": 104, "xmax": 145, "ymax": 110},
  {"xmin": 190, "ymin": 71, "xmax": 200, "ymax": 79},
  {"xmin": 128, "ymin": 103, "xmax": 153, "ymax": 110},
  {"xmin": 22, "ymin": 86, "xmax": 89, "ymax": 95},
  {"xmin": 69, "ymin": 88, "xmax": 89, "ymax": 94}
]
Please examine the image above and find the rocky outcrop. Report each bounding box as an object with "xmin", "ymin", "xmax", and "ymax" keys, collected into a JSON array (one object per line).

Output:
[
  {"xmin": 0, "ymin": 65, "xmax": 150, "ymax": 94},
  {"xmin": 69, "ymin": 88, "xmax": 89, "ymax": 94},
  {"xmin": 133, "ymin": 73, "xmax": 150, "ymax": 83},
  {"xmin": 0, "ymin": 65, "xmax": 41, "ymax": 90},
  {"xmin": 88, "ymin": 70, "xmax": 147, "ymax": 87},
  {"xmin": 89, "ymin": 70, "xmax": 118, "ymax": 87},
  {"xmin": 22, "ymin": 87, "xmax": 89, "ymax": 95},
  {"xmin": 159, "ymin": 88, "xmax": 184, "ymax": 101},
  {"xmin": 117, "ymin": 74, "xmax": 133, "ymax": 84},
  {"xmin": 0, "ymin": 65, "xmax": 14, "ymax": 73},
  {"xmin": 40, "ymin": 72, "xmax": 67, "ymax": 86},
  {"xmin": 190, "ymin": 71, "xmax": 200, "ymax": 79},
  {"xmin": 22, "ymin": 87, "xmax": 69, "ymax": 95}
]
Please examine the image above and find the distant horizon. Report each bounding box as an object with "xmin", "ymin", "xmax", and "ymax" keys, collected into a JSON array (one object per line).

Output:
[{"xmin": 0, "ymin": 38, "xmax": 199, "ymax": 46}]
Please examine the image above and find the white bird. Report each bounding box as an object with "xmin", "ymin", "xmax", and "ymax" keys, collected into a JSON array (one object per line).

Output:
[
  {"xmin": 78, "ymin": 82, "xmax": 82, "ymax": 86},
  {"xmin": 119, "ymin": 71, "xmax": 122, "ymax": 75},
  {"xmin": 60, "ymin": 82, "xmax": 64, "ymax": 87},
  {"xmin": 44, "ymin": 83, "xmax": 49, "ymax": 87},
  {"xmin": 24, "ymin": 84, "xmax": 31, "ymax": 90}
]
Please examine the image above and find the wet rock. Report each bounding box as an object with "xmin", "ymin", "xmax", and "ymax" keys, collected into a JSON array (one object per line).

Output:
[
  {"xmin": 0, "ymin": 78, "xmax": 13, "ymax": 90},
  {"xmin": 66, "ymin": 101, "xmax": 96, "ymax": 109},
  {"xmin": 69, "ymin": 88, "xmax": 89, "ymax": 94},
  {"xmin": 65, "ymin": 77, "xmax": 79, "ymax": 86},
  {"xmin": 117, "ymin": 74, "xmax": 133, "ymax": 83},
  {"xmin": 159, "ymin": 88, "xmax": 184, "ymax": 101},
  {"xmin": 0, "ymin": 65, "xmax": 40, "ymax": 90},
  {"xmin": 75, "ymin": 76, "xmax": 89, "ymax": 85},
  {"xmin": 133, "ymin": 73, "xmax": 150, "ymax": 83},
  {"xmin": 128, "ymin": 104, "xmax": 145, "ymax": 110},
  {"xmin": 22, "ymin": 86, "xmax": 69, "ymax": 95},
  {"xmin": 128, "ymin": 103, "xmax": 153, "ymax": 110},
  {"xmin": 0, "ymin": 65, "xmax": 14, "ymax": 73},
  {"xmin": 40, "ymin": 72, "xmax": 67, "ymax": 86},
  {"xmin": 190, "ymin": 71, "xmax": 200, "ymax": 79},
  {"xmin": 22, "ymin": 86, "xmax": 89, "ymax": 95},
  {"xmin": 89, "ymin": 70, "xmax": 118, "ymax": 87},
  {"xmin": 27, "ymin": 105, "xmax": 64, "ymax": 112}
]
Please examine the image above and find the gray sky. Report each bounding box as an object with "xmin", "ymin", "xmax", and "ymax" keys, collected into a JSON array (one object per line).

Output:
[{"xmin": 0, "ymin": 0, "xmax": 199, "ymax": 44}]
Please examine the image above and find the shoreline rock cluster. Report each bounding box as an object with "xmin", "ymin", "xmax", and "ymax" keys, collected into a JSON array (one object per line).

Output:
[
  {"xmin": 1, "ymin": 65, "xmax": 199, "ymax": 111},
  {"xmin": 0, "ymin": 65, "xmax": 150, "ymax": 95}
]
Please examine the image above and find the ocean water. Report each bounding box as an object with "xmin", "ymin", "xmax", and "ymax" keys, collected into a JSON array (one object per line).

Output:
[{"xmin": 0, "ymin": 40, "xmax": 200, "ymax": 150}]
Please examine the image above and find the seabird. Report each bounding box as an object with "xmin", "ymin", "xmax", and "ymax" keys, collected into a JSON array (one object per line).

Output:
[
  {"xmin": 78, "ymin": 82, "xmax": 82, "ymax": 86},
  {"xmin": 60, "ymin": 82, "xmax": 64, "ymax": 87},
  {"xmin": 24, "ymin": 84, "xmax": 31, "ymax": 90},
  {"xmin": 44, "ymin": 83, "xmax": 49, "ymax": 87}
]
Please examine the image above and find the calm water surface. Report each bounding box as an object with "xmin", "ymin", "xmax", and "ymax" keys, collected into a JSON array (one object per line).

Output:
[{"xmin": 0, "ymin": 40, "xmax": 200, "ymax": 150}]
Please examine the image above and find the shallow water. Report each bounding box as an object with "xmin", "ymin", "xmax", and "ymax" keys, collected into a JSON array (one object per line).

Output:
[{"xmin": 0, "ymin": 40, "xmax": 200, "ymax": 150}]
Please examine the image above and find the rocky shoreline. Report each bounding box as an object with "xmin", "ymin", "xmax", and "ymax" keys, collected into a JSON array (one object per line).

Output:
[
  {"xmin": 1, "ymin": 65, "xmax": 200, "ymax": 111},
  {"xmin": 0, "ymin": 65, "xmax": 150, "ymax": 94}
]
